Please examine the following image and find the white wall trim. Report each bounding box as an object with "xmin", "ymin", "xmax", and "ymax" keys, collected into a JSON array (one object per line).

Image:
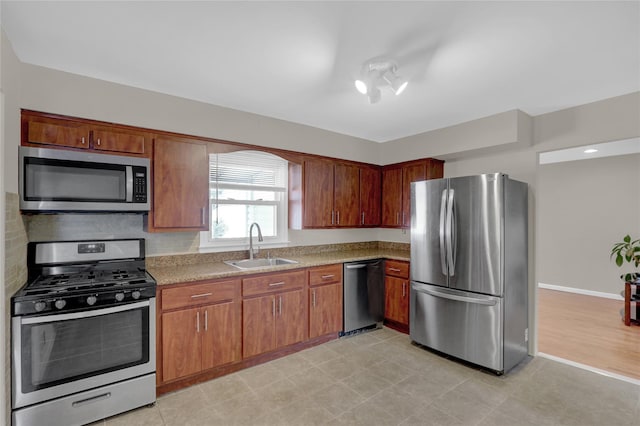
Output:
[
  {"xmin": 538, "ymin": 282, "xmax": 623, "ymax": 300},
  {"xmin": 537, "ymin": 352, "xmax": 640, "ymax": 387}
]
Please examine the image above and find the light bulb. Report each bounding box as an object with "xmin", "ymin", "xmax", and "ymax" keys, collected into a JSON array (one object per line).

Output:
[{"xmin": 354, "ymin": 79, "xmax": 368, "ymax": 95}]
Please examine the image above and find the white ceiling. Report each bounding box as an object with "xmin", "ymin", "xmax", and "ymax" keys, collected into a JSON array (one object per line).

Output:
[{"xmin": 2, "ymin": 1, "xmax": 639, "ymax": 143}]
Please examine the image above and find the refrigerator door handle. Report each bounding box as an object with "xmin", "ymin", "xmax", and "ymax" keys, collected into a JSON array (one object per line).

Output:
[
  {"xmin": 412, "ymin": 283, "xmax": 497, "ymax": 306},
  {"xmin": 446, "ymin": 189, "xmax": 456, "ymax": 276},
  {"xmin": 439, "ymin": 189, "xmax": 448, "ymax": 275}
]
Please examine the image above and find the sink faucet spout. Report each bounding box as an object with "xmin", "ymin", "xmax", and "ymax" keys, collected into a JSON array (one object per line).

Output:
[{"xmin": 249, "ymin": 222, "xmax": 263, "ymax": 260}]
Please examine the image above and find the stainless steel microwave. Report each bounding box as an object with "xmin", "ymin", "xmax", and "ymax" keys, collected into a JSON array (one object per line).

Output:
[{"xmin": 19, "ymin": 146, "xmax": 150, "ymax": 212}]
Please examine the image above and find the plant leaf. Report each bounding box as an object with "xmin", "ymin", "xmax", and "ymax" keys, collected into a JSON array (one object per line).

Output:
[
  {"xmin": 616, "ymin": 254, "xmax": 623, "ymax": 267},
  {"xmin": 624, "ymin": 235, "xmax": 631, "ymax": 243}
]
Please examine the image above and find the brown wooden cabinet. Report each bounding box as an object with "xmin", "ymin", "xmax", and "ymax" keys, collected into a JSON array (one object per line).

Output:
[
  {"xmin": 381, "ymin": 158, "xmax": 444, "ymax": 228},
  {"xmin": 308, "ymin": 264, "xmax": 343, "ymax": 339},
  {"xmin": 384, "ymin": 260, "xmax": 410, "ymax": 334},
  {"xmin": 293, "ymin": 158, "xmax": 381, "ymax": 229},
  {"xmin": 301, "ymin": 159, "xmax": 359, "ymax": 227},
  {"xmin": 242, "ymin": 270, "xmax": 308, "ymax": 358},
  {"xmin": 148, "ymin": 136, "xmax": 209, "ymax": 232},
  {"xmin": 359, "ymin": 167, "xmax": 381, "ymax": 226},
  {"xmin": 22, "ymin": 110, "xmax": 149, "ymax": 155},
  {"xmin": 158, "ymin": 279, "xmax": 241, "ymax": 383}
]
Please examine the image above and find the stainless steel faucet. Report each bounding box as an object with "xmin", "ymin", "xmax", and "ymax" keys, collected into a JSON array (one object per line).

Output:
[{"xmin": 249, "ymin": 222, "xmax": 263, "ymax": 260}]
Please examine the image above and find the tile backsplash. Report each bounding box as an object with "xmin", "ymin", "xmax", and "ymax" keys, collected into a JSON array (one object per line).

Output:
[
  {"xmin": 25, "ymin": 213, "xmax": 200, "ymax": 255},
  {"xmin": 5, "ymin": 192, "xmax": 28, "ymax": 426}
]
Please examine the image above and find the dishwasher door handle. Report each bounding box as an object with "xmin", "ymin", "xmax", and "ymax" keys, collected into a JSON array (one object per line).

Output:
[{"xmin": 345, "ymin": 264, "xmax": 367, "ymax": 269}]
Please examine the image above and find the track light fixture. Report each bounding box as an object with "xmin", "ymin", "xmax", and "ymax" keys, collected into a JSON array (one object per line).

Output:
[{"xmin": 354, "ymin": 59, "xmax": 408, "ymax": 104}]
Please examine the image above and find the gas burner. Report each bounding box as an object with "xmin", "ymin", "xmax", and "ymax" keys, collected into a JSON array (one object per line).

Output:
[{"xmin": 13, "ymin": 239, "xmax": 156, "ymax": 316}]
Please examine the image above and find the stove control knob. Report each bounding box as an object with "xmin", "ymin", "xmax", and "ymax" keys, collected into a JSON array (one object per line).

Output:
[
  {"xmin": 131, "ymin": 291, "xmax": 141, "ymax": 300},
  {"xmin": 86, "ymin": 296, "xmax": 97, "ymax": 306},
  {"xmin": 115, "ymin": 293, "xmax": 125, "ymax": 302},
  {"xmin": 34, "ymin": 301, "xmax": 46, "ymax": 312},
  {"xmin": 54, "ymin": 299, "xmax": 66, "ymax": 310}
]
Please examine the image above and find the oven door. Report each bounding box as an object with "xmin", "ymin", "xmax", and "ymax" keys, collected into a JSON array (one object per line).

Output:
[{"xmin": 12, "ymin": 298, "xmax": 155, "ymax": 409}]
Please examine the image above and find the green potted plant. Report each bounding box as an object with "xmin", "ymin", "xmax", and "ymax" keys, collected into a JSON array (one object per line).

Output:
[{"xmin": 611, "ymin": 235, "xmax": 640, "ymax": 283}]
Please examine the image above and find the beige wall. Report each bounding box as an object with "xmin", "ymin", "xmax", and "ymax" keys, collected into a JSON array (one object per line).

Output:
[
  {"xmin": 2, "ymin": 29, "xmax": 27, "ymax": 426},
  {"xmin": 20, "ymin": 64, "xmax": 380, "ymax": 167},
  {"xmin": 538, "ymin": 154, "xmax": 640, "ymax": 294}
]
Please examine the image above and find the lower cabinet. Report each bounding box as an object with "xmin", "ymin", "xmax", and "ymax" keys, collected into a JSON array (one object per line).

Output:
[
  {"xmin": 159, "ymin": 279, "xmax": 241, "ymax": 383},
  {"xmin": 308, "ymin": 264, "xmax": 343, "ymax": 339},
  {"xmin": 384, "ymin": 260, "xmax": 410, "ymax": 333},
  {"xmin": 242, "ymin": 270, "xmax": 308, "ymax": 358}
]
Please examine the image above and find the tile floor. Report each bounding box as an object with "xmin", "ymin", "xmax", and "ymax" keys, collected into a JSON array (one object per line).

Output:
[{"xmin": 96, "ymin": 327, "xmax": 640, "ymax": 425}]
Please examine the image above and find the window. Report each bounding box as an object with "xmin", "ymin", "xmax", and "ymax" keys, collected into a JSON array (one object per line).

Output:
[{"xmin": 199, "ymin": 150, "xmax": 288, "ymax": 251}]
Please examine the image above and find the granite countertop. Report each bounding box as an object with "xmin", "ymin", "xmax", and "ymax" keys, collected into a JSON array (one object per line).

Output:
[{"xmin": 148, "ymin": 248, "xmax": 410, "ymax": 286}]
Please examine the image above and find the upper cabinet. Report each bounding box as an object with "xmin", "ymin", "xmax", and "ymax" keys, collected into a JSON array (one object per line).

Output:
[
  {"xmin": 290, "ymin": 158, "xmax": 381, "ymax": 229},
  {"xmin": 22, "ymin": 110, "xmax": 150, "ymax": 156},
  {"xmin": 381, "ymin": 158, "xmax": 444, "ymax": 228},
  {"xmin": 359, "ymin": 166, "xmax": 381, "ymax": 226},
  {"xmin": 147, "ymin": 136, "xmax": 209, "ymax": 232}
]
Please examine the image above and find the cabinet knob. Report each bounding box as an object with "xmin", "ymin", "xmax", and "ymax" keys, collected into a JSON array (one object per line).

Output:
[
  {"xmin": 81, "ymin": 137, "xmax": 86, "ymax": 145},
  {"xmin": 96, "ymin": 138, "xmax": 101, "ymax": 146}
]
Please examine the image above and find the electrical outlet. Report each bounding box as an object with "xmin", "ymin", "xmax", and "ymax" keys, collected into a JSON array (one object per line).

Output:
[{"xmin": 525, "ymin": 328, "xmax": 529, "ymax": 342}]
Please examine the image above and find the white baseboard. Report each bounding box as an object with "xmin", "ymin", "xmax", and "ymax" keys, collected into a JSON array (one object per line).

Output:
[
  {"xmin": 537, "ymin": 352, "xmax": 640, "ymax": 387},
  {"xmin": 538, "ymin": 282, "xmax": 623, "ymax": 301}
]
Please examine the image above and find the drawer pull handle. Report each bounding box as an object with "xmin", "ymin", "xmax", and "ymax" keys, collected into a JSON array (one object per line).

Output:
[
  {"xmin": 321, "ymin": 274, "xmax": 335, "ymax": 279},
  {"xmin": 388, "ymin": 268, "xmax": 402, "ymax": 272},
  {"xmin": 72, "ymin": 392, "xmax": 111, "ymax": 408},
  {"xmin": 191, "ymin": 292, "xmax": 213, "ymax": 299},
  {"xmin": 269, "ymin": 281, "xmax": 285, "ymax": 287}
]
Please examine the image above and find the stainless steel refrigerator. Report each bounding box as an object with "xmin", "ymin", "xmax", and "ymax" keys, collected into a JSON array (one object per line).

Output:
[{"xmin": 410, "ymin": 173, "xmax": 528, "ymax": 374}]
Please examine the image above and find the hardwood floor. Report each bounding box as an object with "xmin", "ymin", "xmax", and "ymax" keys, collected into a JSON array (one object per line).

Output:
[{"xmin": 538, "ymin": 288, "xmax": 640, "ymax": 380}]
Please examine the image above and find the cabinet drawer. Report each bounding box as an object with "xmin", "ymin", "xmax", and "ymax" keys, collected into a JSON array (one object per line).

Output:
[
  {"xmin": 242, "ymin": 270, "xmax": 306, "ymax": 297},
  {"xmin": 309, "ymin": 264, "xmax": 343, "ymax": 286},
  {"xmin": 162, "ymin": 279, "xmax": 239, "ymax": 310},
  {"xmin": 385, "ymin": 260, "xmax": 409, "ymax": 279}
]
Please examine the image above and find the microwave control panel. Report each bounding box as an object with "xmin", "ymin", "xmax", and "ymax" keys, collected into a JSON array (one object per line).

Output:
[{"xmin": 133, "ymin": 166, "xmax": 147, "ymax": 203}]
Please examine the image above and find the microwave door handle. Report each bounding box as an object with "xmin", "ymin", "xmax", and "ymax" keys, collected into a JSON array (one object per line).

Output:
[{"xmin": 125, "ymin": 166, "xmax": 133, "ymax": 202}]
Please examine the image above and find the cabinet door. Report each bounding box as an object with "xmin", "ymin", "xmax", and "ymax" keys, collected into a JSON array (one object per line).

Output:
[
  {"xmin": 303, "ymin": 159, "xmax": 334, "ymax": 227},
  {"xmin": 381, "ymin": 168, "xmax": 402, "ymax": 226},
  {"xmin": 401, "ymin": 163, "xmax": 426, "ymax": 227},
  {"xmin": 152, "ymin": 137, "xmax": 209, "ymax": 230},
  {"xmin": 162, "ymin": 308, "xmax": 202, "ymax": 382},
  {"xmin": 276, "ymin": 289, "xmax": 308, "ymax": 348},
  {"xmin": 309, "ymin": 283, "xmax": 343, "ymax": 339},
  {"xmin": 202, "ymin": 301, "xmax": 241, "ymax": 370},
  {"xmin": 93, "ymin": 128, "xmax": 146, "ymax": 154},
  {"xmin": 359, "ymin": 167, "xmax": 381, "ymax": 226},
  {"xmin": 26, "ymin": 119, "xmax": 90, "ymax": 149},
  {"xmin": 333, "ymin": 163, "xmax": 359, "ymax": 227},
  {"xmin": 385, "ymin": 276, "xmax": 409, "ymax": 326},
  {"xmin": 243, "ymin": 295, "xmax": 276, "ymax": 358}
]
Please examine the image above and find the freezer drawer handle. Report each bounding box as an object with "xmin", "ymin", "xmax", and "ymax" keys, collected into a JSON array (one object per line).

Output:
[{"xmin": 413, "ymin": 284, "xmax": 497, "ymax": 306}]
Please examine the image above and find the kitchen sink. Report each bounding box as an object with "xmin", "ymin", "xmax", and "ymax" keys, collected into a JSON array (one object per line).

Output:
[{"xmin": 224, "ymin": 257, "xmax": 298, "ymax": 270}]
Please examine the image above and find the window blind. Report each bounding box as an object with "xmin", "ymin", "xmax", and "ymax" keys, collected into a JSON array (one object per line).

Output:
[{"xmin": 209, "ymin": 150, "xmax": 287, "ymax": 190}]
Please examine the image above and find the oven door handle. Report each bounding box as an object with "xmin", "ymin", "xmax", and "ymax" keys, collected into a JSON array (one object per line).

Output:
[{"xmin": 20, "ymin": 300, "xmax": 151, "ymax": 325}]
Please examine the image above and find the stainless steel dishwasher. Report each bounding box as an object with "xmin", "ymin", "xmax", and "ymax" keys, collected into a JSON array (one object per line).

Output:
[{"xmin": 343, "ymin": 259, "xmax": 384, "ymax": 334}]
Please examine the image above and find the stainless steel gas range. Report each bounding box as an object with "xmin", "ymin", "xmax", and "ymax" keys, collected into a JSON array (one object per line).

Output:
[{"xmin": 11, "ymin": 238, "xmax": 157, "ymax": 426}]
